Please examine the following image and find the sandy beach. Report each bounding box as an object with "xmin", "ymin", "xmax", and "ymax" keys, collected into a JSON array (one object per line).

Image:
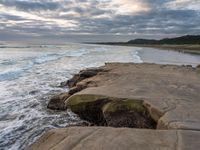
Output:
[{"xmin": 132, "ymin": 44, "xmax": 200, "ymax": 54}]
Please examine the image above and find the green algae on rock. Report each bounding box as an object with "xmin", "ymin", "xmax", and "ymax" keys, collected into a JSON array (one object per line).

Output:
[
  {"xmin": 66, "ymin": 94, "xmax": 157, "ymax": 128},
  {"xmin": 66, "ymin": 94, "xmax": 110, "ymax": 125}
]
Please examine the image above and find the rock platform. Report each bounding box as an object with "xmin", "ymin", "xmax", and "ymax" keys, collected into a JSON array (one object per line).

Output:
[{"xmin": 27, "ymin": 63, "xmax": 200, "ymax": 150}]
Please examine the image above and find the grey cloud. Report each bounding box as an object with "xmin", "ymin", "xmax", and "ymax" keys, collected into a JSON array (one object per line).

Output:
[
  {"xmin": 0, "ymin": 14, "xmax": 25, "ymax": 21},
  {"xmin": 0, "ymin": 0, "xmax": 60, "ymax": 11},
  {"xmin": 0, "ymin": 0, "xmax": 200, "ymax": 43}
]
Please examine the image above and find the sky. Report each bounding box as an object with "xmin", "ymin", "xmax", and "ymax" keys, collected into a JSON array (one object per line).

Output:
[{"xmin": 0, "ymin": 0, "xmax": 200, "ymax": 43}]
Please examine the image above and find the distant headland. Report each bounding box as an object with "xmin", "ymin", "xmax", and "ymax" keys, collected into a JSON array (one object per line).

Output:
[{"xmin": 89, "ymin": 35, "xmax": 200, "ymax": 54}]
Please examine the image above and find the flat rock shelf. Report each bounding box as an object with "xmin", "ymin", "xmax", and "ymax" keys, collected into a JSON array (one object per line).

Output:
[{"xmin": 27, "ymin": 63, "xmax": 200, "ymax": 150}]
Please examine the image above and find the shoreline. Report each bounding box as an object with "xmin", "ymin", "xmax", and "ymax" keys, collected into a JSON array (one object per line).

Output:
[
  {"xmin": 90, "ymin": 43, "xmax": 200, "ymax": 54},
  {"xmin": 27, "ymin": 63, "xmax": 200, "ymax": 150},
  {"xmin": 131, "ymin": 44, "xmax": 200, "ymax": 54}
]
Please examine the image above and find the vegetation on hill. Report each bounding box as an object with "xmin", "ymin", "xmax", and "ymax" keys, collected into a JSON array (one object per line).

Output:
[
  {"xmin": 127, "ymin": 35, "xmax": 200, "ymax": 45},
  {"xmin": 90, "ymin": 35, "xmax": 200, "ymax": 54},
  {"xmin": 93, "ymin": 35, "xmax": 200, "ymax": 45}
]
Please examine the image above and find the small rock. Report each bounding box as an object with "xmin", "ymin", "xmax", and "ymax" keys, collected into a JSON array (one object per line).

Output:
[
  {"xmin": 29, "ymin": 90, "xmax": 39, "ymax": 95},
  {"xmin": 59, "ymin": 81, "xmax": 68, "ymax": 87}
]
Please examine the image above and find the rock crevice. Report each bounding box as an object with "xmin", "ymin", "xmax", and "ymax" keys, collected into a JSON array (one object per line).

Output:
[{"xmin": 66, "ymin": 95, "xmax": 157, "ymax": 129}]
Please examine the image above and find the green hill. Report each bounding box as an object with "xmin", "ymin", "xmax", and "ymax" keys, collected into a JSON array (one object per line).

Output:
[{"xmin": 127, "ymin": 35, "xmax": 200, "ymax": 45}]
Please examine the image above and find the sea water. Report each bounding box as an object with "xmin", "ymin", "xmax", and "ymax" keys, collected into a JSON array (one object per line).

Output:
[{"xmin": 0, "ymin": 43, "xmax": 200, "ymax": 150}]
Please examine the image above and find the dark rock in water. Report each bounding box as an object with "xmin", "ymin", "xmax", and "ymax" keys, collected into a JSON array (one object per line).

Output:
[
  {"xmin": 29, "ymin": 90, "xmax": 39, "ymax": 95},
  {"xmin": 197, "ymin": 64, "xmax": 200, "ymax": 68},
  {"xmin": 66, "ymin": 74, "xmax": 80, "ymax": 88},
  {"xmin": 59, "ymin": 81, "xmax": 68, "ymax": 87},
  {"xmin": 66, "ymin": 68, "xmax": 105, "ymax": 88},
  {"xmin": 47, "ymin": 93, "xmax": 69, "ymax": 110}
]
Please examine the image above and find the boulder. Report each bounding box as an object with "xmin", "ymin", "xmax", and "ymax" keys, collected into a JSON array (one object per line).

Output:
[{"xmin": 47, "ymin": 93, "xmax": 69, "ymax": 110}]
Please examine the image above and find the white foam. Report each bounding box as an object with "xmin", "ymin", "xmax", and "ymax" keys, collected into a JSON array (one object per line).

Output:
[{"xmin": 132, "ymin": 51, "xmax": 143, "ymax": 63}]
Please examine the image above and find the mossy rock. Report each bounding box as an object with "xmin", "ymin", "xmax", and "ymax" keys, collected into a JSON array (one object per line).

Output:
[
  {"xmin": 66, "ymin": 95, "xmax": 156, "ymax": 128},
  {"xmin": 102, "ymin": 99, "xmax": 146, "ymax": 114},
  {"xmin": 66, "ymin": 94, "xmax": 110, "ymax": 125},
  {"xmin": 66, "ymin": 94, "xmax": 107, "ymax": 110}
]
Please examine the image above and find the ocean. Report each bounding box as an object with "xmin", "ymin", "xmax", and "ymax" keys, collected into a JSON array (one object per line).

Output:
[{"xmin": 0, "ymin": 43, "xmax": 200, "ymax": 150}]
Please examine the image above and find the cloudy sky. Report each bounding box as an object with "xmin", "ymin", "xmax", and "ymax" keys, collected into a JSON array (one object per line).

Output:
[{"xmin": 0, "ymin": 0, "xmax": 200, "ymax": 43}]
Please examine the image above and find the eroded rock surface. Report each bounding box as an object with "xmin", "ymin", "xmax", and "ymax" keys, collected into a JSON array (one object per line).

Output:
[
  {"xmin": 30, "ymin": 63, "xmax": 200, "ymax": 150},
  {"xmin": 65, "ymin": 63, "xmax": 200, "ymax": 130},
  {"xmin": 66, "ymin": 95, "xmax": 156, "ymax": 128}
]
